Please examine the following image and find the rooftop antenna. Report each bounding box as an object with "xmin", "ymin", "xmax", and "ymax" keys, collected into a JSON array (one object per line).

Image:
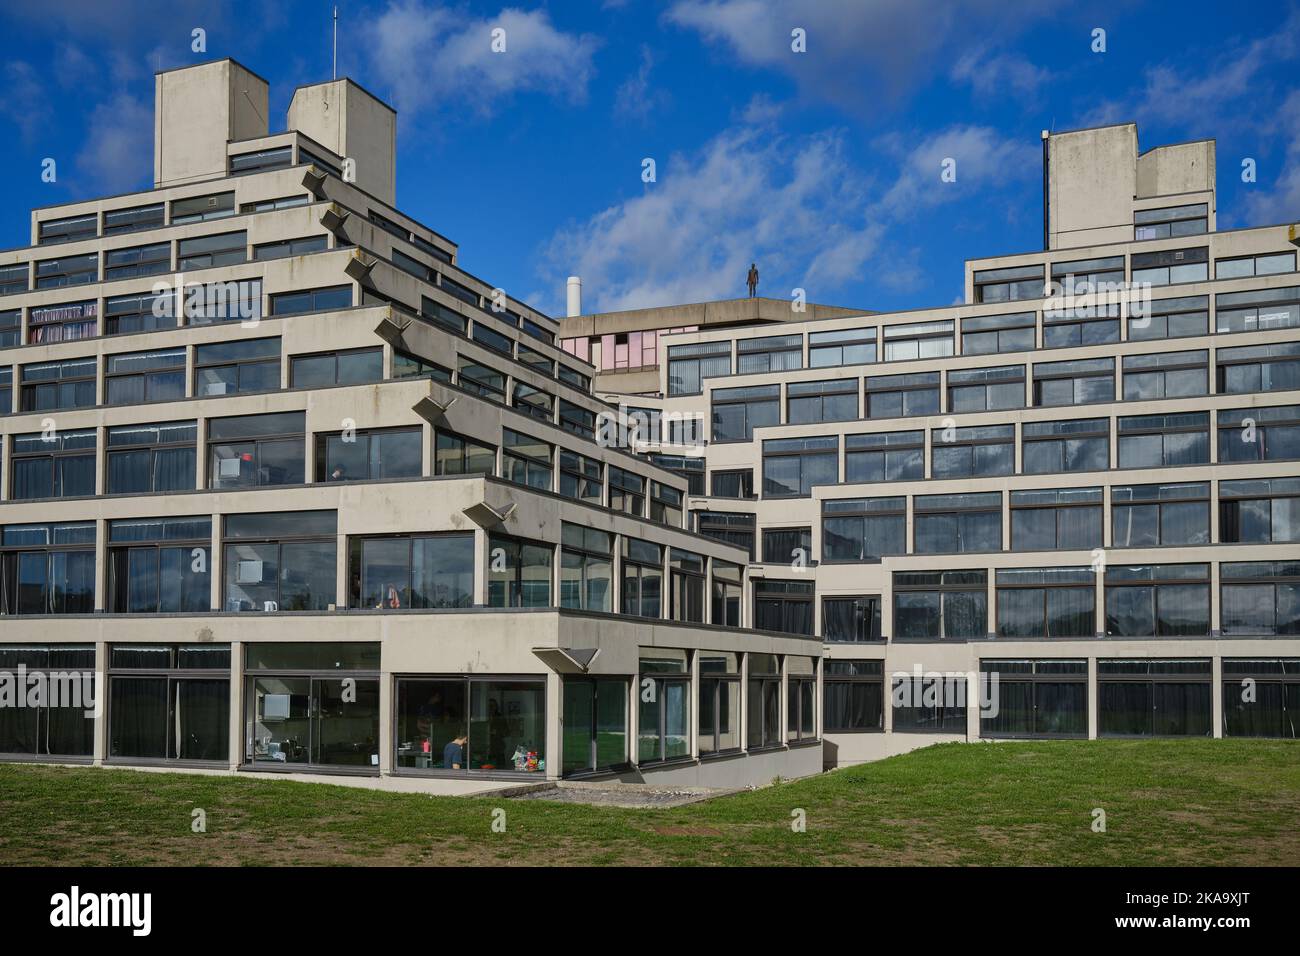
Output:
[{"xmin": 332, "ymin": 5, "xmax": 338, "ymax": 80}]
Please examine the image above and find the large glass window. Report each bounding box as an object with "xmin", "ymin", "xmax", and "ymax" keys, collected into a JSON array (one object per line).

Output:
[
  {"xmin": 1218, "ymin": 404, "xmax": 1300, "ymax": 463},
  {"xmin": 649, "ymin": 454, "xmax": 704, "ymax": 496},
  {"xmin": 1216, "ymin": 252, "xmax": 1295, "ymax": 280},
  {"xmin": 1118, "ymin": 411, "xmax": 1209, "ymax": 468},
  {"xmin": 973, "ymin": 264, "xmax": 1043, "ymax": 304},
  {"xmin": 882, "ymin": 320, "xmax": 953, "ymax": 360},
  {"xmin": 1122, "ymin": 350, "xmax": 1208, "ymax": 400},
  {"xmin": 946, "ymin": 365, "xmax": 1025, "ymax": 412},
  {"xmin": 1104, "ymin": 564, "xmax": 1210, "ymax": 637},
  {"xmin": 822, "ymin": 595, "xmax": 882, "ymax": 642},
  {"xmin": 893, "ymin": 570, "xmax": 987, "ymax": 641},
  {"xmin": 931, "ymin": 424, "xmax": 1014, "ymax": 479},
  {"xmin": 979, "ymin": 659, "xmax": 1087, "ymax": 738},
  {"xmin": 621, "ymin": 537, "xmax": 662, "ymax": 618},
  {"xmin": 105, "ymin": 347, "xmax": 186, "ymax": 405},
  {"xmin": 194, "ymin": 337, "xmax": 280, "ymax": 397},
  {"xmin": 28, "ymin": 300, "xmax": 96, "ymax": 344},
  {"xmin": 711, "ymin": 384, "xmax": 779, "ymax": 442},
  {"xmin": 711, "ymin": 560, "xmax": 742, "ymax": 627},
  {"xmin": 563, "ymin": 678, "xmax": 628, "ymax": 774},
  {"xmin": 35, "ymin": 252, "xmax": 98, "ymax": 289},
  {"xmin": 512, "ymin": 382, "xmax": 553, "ymax": 423},
  {"xmin": 669, "ymin": 548, "xmax": 706, "ymax": 623},
  {"xmin": 106, "ymin": 421, "xmax": 196, "ymax": 495},
  {"xmin": 557, "ymin": 449, "xmax": 601, "ymax": 501},
  {"xmin": 608, "ymin": 466, "xmax": 647, "ymax": 517},
  {"xmin": 502, "ymin": 429, "xmax": 552, "ymax": 490},
  {"xmin": 913, "ymin": 492, "xmax": 1002, "ymax": 554},
  {"xmin": 0, "ymin": 645, "xmax": 95, "ymax": 757},
  {"xmin": 1216, "ymin": 285, "xmax": 1300, "ymax": 334},
  {"xmin": 995, "ymin": 568, "xmax": 1095, "ymax": 639},
  {"xmin": 105, "ymin": 242, "xmax": 170, "ymax": 281},
  {"xmin": 1127, "ymin": 294, "xmax": 1209, "ymax": 341},
  {"xmin": 1220, "ymin": 562, "xmax": 1300, "ymax": 637},
  {"xmin": 1134, "ymin": 203, "xmax": 1207, "ymax": 241},
  {"xmin": 809, "ymin": 327, "xmax": 876, "ymax": 366},
  {"xmin": 268, "ymin": 285, "xmax": 352, "ymax": 316},
  {"xmin": 291, "ymin": 347, "xmax": 382, "ymax": 388},
  {"xmin": 393, "ymin": 349, "xmax": 452, "ymax": 383},
  {"xmin": 1221, "ymin": 659, "xmax": 1300, "ymax": 738},
  {"xmin": 1220, "ymin": 477, "xmax": 1300, "ymax": 544},
  {"xmin": 650, "ymin": 481, "xmax": 683, "ymax": 527},
  {"xmin": 845, "ymin": 430, "xmax": 923, "ymax": 483},
  {"xmin": 179, "ymin": 278, "xmax": 263, "ymax": 325},
  {"xmin": 223, "ymin": 512, "xmax": 337, "ymax": 612},
  {"xmin": 0, "ymin": 523, "xmax": 95, "ymax": 615},
  {"xmin": 891, "ymin": 674, "xmax": 967, "ymax": 732},
  {"xmin": 699, "ymin": 653, "xmax": 741, "ymax": 752},
  {"xmin": 104, "ymin": 202, "xmax": 165, "ymax": 234},
  {"xmin": 37, "ymin": 213, "xmax": 97, "ymax": 245},
  {"xmin": 1130, "ymin": 246, "xmax": 1208, "ymax": 286},
  {"xmin": 762, "ymin": 436, "xmax": 837, "ymax": 497},
  {"xmin": 753, "ymin": 579, "xmax": 814, "ymax": 635},
  {"xmin": 639, "ymin": 651, "xmax": 690, "ymax": 763},
  {"xmin": 1112, "ymin": 482, "xmax": 1210, "ymax": 548},
  {"xmin": 787, "ymin": 656, "xmax": 817, "ymax": 742},
  {"xmin": 559, "ymin": 524, "xmax": 612, "ymax": 612},
  {"xmin": 694, "ymin": 511, "xmax": 755, "ymax": 558},
  {"xmin": 737, "ymin": 334, "xmax": 802, "ymax": 373},
  {"xmin": 20, "ymin": 357, "xmax": 96, "ymax": 411},
  {"xmin": 1050, "ymin": 253, "xmax": 1125, "ymax": 293},
  {"xmin": 961, "ymin": 312, "xmax": 1034, "ymax": 355},
  {"xmin": 1098, "ymin": 659, "xmax": 1212, "ymax": 737},
  {"xmin": 747, "ymin": 653, "xmax": 783, "ymax": 748},
  {"xmin": 396, "ymin": 677, "xmax": 544, "ymax": 773},
  {"xmin": 824, "ymin": 660, "xmax": 883, "ymax": 732},
  {"xmin": 1217, "ymin": 341, "xmax": 1300, "ymax": 395},
  {"xmin": 787, "ymin": 378, "xmax": 857, "ymax": 423},
  {"xmin": 1033, "ymin": 357, "xmax": 1114, "ymax": 407},
  {"xmin": 457, "ymin": 359, "xmax": 506, "ymax": 403},
  {"xmin": 171, "ymin": 192, "xmax": 235, "ymax": 225},
  {"xmin": 348, "ymin": 533, "xmax": 473, "ymax": 609},
  {"xmin": 864, "ymin": 371, "xmax": 939, "ymax": 419},
  {"xmin": 1009, "ymin": 487, "xmax": 1102, "ymax": 551},
  {"xmin": 488, "ymin": 533, "xmax": 552, "ymax": 608},
  {"xmin": 11, "ymin": 429, "xmax": 96, "ymax": 500},
  {"xmin": 108, "ymin": 644, "xmax": 229, "ymax": 762},
  {"xmin": 822, "ymin": 497, "xmax": 906, "ymax": 562},
  {"xmin": 208, "ymin": 412, "xmax": 304, "ymax": 489},
  {"xmin": 0, "ymin": 264, "xmax": 27, "ymax": 297},
  {"xmin": 177, "ymin": 231, "xmax": 246, "ymax": 270},
  {"xmin": 1043, "ymin": 302, "xmax": 1121, "ymax": 348},
  {"xmin": 107, "ymin": 517, "xmax": 211, "ymax": 613},
  {"xmin": 254, "ymin": 235, "xmax": 328, "ymax": 261},
  {"xmin": 317, "ymin": 427, "xmax": 421, "ymax": 482},
  {"xmin": 667, "ymin": 341, "xmax": 730, "ymax": 395},
  {"xmin": 434, "ymin": 430, "xmax": 495, "ymax": 478},
  {"xmin": 761, "ymin": 526, "xmax": 811, "ymax": 566}
]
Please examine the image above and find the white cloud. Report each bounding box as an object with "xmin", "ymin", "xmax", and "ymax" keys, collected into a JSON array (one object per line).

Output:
[
  {"xmin": 614, "ymin": 46, "xmax": 669, "ymax": 122},
  {"xmin": 951, "ymin": 49, "xmax": 1051, "ymax": 102},
  {"xmin": 363, "ymin": 2, "xmax": 601, "ymax": 118},
  {"xmin": 1240, "ymin": 90, "xmax": 1300, "ymax": 226},
  {"xmin": 74, "ymin": 92, "xmax": 152, "ymax": 194},
  {"xmin": 0, "ymin": 61, "xmax": 49, "ymax": 143},
  {"xmin": 873, "ymin": 125, "xmax": 1038, "ymax": 218}
]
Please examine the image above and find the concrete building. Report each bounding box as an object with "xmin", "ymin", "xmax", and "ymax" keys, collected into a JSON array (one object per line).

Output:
[{"xmin": 0, "ymin": 64, "xmax": 1295, "ymax": 789}]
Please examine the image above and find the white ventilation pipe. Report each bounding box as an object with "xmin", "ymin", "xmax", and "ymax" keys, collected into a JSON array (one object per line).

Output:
[{"xmin": 567, "ymin": 276, "xmax": 582, "ymax": 317}]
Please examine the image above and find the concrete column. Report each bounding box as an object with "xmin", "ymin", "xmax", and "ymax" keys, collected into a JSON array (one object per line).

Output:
[
  {"xmin": 690, "ymin": 649, "xmax": 700, "ymax": 759},
  {"xmin": 1087, "ymin": 654, "xmax": 1099, "ymax": 739},
  {"xmin": 228, "ymin": 640, "xmax": 243, "ymax": 769},
  {"xmin": 378, "ymin": 667, "xmax": 393, "ymax": 774},
  {"xmin": 93, "ymin": 518, "xmax": 107, "ymax": 612},
  {"xmin": 1211, "ymin": 655, "xmax": 1223, "ymax": 739},
  {"xmin": 545, "ymin": 672, "xmax": 562, "ymax": 780},
  {"xmin": 93, "ymin": 641, "xmax": 108, "ymax": 766},
  {"xmin": 209, "ymin": 513, "xmax": 222, "ymax": 611}
]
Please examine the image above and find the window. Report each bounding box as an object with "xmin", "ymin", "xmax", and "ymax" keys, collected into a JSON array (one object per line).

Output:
[
  {"xmin": 105, "ymin": 347, "xmax": 185, "ymax": 405},
  {"xmin": 822, "ymin": 497, "xmax": 906, "ymax": 562},
  {"xmin": 931, "ymin": 424, "xmax": 1014, "ymax": 479},
  {"xmin": 1217, "ymin": 341, "xmax": 1300, "ymax": 395},
  {"xmin": 11, "ymin": 429, "xmax": 96, "ymax": 499},
  {"xmin": 0, "ymin": 310, "xmax": 17, "ymax": 351},
  {"xmin": 0, "ymin": 263, "xmax": 27, "ymax": 296},
  {"xmin": 809, "ymin": 327, "xmax": 876, "ymax": 366},
  {"xmin": 1127, "ymin": 294, "xmax": 1209, "ymax": 341},
  {"xmin": 787, "ymin": 656, "xmax": 817, "ymax": 742},
  {"xmin": 269, "ymin": 285, "xmax": 352, "ymax": 316},
  {"xmin": 0, "ymin": 524, "xmax": 95, "ymax": 615},
  {"xmin": 502, "ymin": 430, "xmax": 551, "ymax": 490},
  {"xmin": 995, "ymin": 568, "xmax": 1095, "ymax": 639},
  {"xmin": 20, "ymin": 357, "xmax": 96, "ymax": 411},
  {"xmin": 457, "ymin": 359, "xmax": 506, "ymax": 402},
  {"xmin": 711, "ymin": 384, "xmax": 779, "ymax": 441},
  {"xmin": 1033, "ymin": 357, "xmax": 1113, "ymax": 406},
  {"xmin": 639, "ymin": 651, "xmax": 691, "ymax": 763},
  {"xmin": 622, "ymin": 537, "xmax": 662, "ymax": 618},
  {"xmin": 747, "ymin": 653, "xmax": 783, "ymax": 748},
  {"xmin": 170, "ymin": 192, "xmax": 235, "ymax": 225},
  {"xmin": 435, "ymin": 430, "xmax": 495, "ymax": 478},
  {"xmin": 179, "ymin": 278, "xmax": 262, "ymax": 325},
  {"xmin": 0, "ymin": 366, "xmax": 11, "ymax": 414},
  {"xmin": 864, "ymin": 371, "xmax": 940, "ymax": 418},
  {"xmin": 348, "ymin": 533, "xmax": 473, "ymax": 609},
  {"xmin": 762, "ymin": 527, "xmax": 811, "ymax": 565},
  {"xmin": 298, "ymin": 146, "xmax": 343, "ymax": 177},
  {"xmin": 1220, "ymin": 477, "xmax": 1300, "ymax": 544},
  {"xmin": 787, "ymin": 378, "xmax": 857, "ymax": 423},
  {"xmin": 517, "ymin": 343, "xmax": 554, "ymax": 377},
  {"xmin": 318, "ymin": 427, "xmax": 421, "ymax": 482},
  {"xmin": 822, "ymin": 596, "xmax": 883, "ymax": 642},
  {"xmin": 291, "ymin": 347, "xmax": 382, "ymax": 388},
  {"xmin": 1022, "ymin": 417, "xmax": 1108, "ymax": 474},
  {"xmin": 108, "ymin": 644, "xmax": 229, "ymax": 762},
  {"xmin": 558, "ymin": 399, "xmax": 595, "ymax": 440},
  {"xmin": 737, "ymin": 333, "xmax": 802, "ymax": 373},
  {"xmin": 754, "ymin": 579, "xmax": 814, "ymax": 635},
  {"xmin": 194, "ymin": 337, "xmax": 280, "ymax": 396},
  {"xmin": 395, "ymin": 676, "xmax": 545, "ymax": 773},
  {"xmin": 1112, "ymin": 482, "xmax": 1210, "ymax": 547},
  {"xmin": 1218, "ymin": 404, "xmax": 1300, "ymax": 463},
  {"xmin": 1216, "ymin": 285, "xmax": 1300, "ymax": 333},
  {"xmin": 824, "ymin": 660, "xmax": 883, "ymax": 732},
  {"xmin": 487, "ymin": 533, "xmax": 552, "ymax": 608},
  {"xmin": 439, "ymin": 275, "xmax": 480, "ymax": 308},
  {"xmin": 1042, "ymin": 302, "xmax": 1121, "ymax": 348},
  {"xmin": 254, "ymin": 235, "xmax": 328, "ymax": 261},
  {"xmin": 103, "ymin": 203, "xmax": 165, "ymax": 234},
  {"xmin": 1222, "ymin": 659, "xmax": 1300, "ymax": 738},
  {"xmin": 512, "ymin": 382, "xmax": 553, "ymax": 422},
  {"xmin": 650, "ymin": 481, "xmax": 683, "ymax": 526},
  {"xmin": 669, "ymin": 548, "xmax": 706, "ymax": 623},
  {"xmin": 1215, "ymin": 252, "xmax": 1295, "ymax": 280},
  {"xmin": 1220, "ymin": 562, "xmax": 1300, "ymax": 637},
  {"xmin": 882, "ymin": 319, "xmax": 953, "ymax": 360},
  {"xmin": 246, "ymin": 642, "xmax": 381, "ymax": 770},
  {"xmin": 1050, "ymin": 255, "xmax": 1125, "ymax": 295},
  {"xmin": 37, "ymin": 214, "xmax": 97, "ymax": 245},
  {"xmin": 1134, "ymin": 203, "xmax": 1208, "ymax": 241},
  {"xmin": 710, "ymin": 468, "xmax": 754, "ymax": 498},
  {"xmin": 106, "ymin": 422, "xmax": 196, "ymax": 495},
  {"xmin": 107, "ymin": 518, "xmax": 211, "ymax": 613},
  {"xmin": 974, "ymin": 264, "xmax": 1044, "ymax": 303},
  {"xmin": 1009, "ymin": 487, "xmax": 1103, "ymax": 551},
  {"xmin": 1123, "ymin": 349, "xmax": 1207, "ymax": 400},
  {"xmin": 762, "ymin": 436, "xmax": 837, "ymax": 497},
  {"xmin": 1098, "ymin": 659, "xmax": 1212, "ymax": 737},
  {"xmin": 207, "ymin": 412, "xmax": 305, "ymax": 489},
  {"xmin": 563, "ymin": 678, "xmax": 629, "ymax": 774},
  {"xmin": 1130, "ymin": 246, "xmax": 1208, "ymax": 286},
  {"xmin": 557, "ymin": 449, "xmax": 601, "ymax": 501},
  {"xmin": 893, "ymin": 570, "xmax": 987, "ymax": 641},
  {"xmin": 223, "ymin": 511, "xmax": 337, "ymax": 611},
  {"xmin": 711, "ymin": 561, "xmax": 742, "ymax": 627},
  {"xmin": 177, "ymin": 231, "xmax": 246, "ymax": 270},
  {"xmin": 892, "ymin": 674, "xmax": 968, "ymax": 732},
  {"xmin": 1104, "ymin": 564, "xmax": 1210, "ymax": 637},
  {"xmin": 420, "ymin": 295, "xmax": 468, "ymax": 335},
  {"xmin": 961, "ymin": 312, "xmax": 1035, "ymax": 355},
  {"xmin": 608, "ymin": 465, "xmax": 650, "ymax": 515},
  {"xmin": 979, "ymin": 660, "xmax": 1087, "ymax": 738},
  {"xmin": 699, "ymin": 653, "xmax": 741, "ymax": 752},
  {"xmin": 392, "ymin": 248, "xmax": 430, "ymax": 281},
  {"xmin": 28, "ymin": 300, "xmax": 96, "ymax": 343},
  {"xmin": 844, "ymin": 430, "xmax": 923, "ymax": 483},
  {"xmin": 393, "ymin": 349, "xmax": 451, "ymax": 383},
  {"xmin": 914, "ymin": 492, "xmax": 1002, "ymax": 554},
  {"xmin": 1118, "ymin": 411, "xmax": 1209, "ymax": 468},
  {"xmin": 472, "ymin": 322, "xmax": 514, "ymax": 358},
  {"xmin": 25, "ymin": 247, "xmax": 89, "ymax": 292},
  {"xmin": 105, "ymin": 242, "xmax": 171, "ymax": 281},
  {"xmin": 559, "ymin": 524, "xmax": 612, "ymax": 612},
  {"xmin": 0, "ymin": 645, "xmax": 95, "ymax": 756},
  {"xmin": 694, "ymin": 511, "xmax": 755, "ymax": 559},
  {"xmin": 229, "ymin": 146, "xmax": 293, "ymax": 175}
]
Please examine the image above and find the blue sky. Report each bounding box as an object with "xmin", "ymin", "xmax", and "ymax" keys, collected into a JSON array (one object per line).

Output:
[{"xmin": 1, "ymin": 0, "xmax": 1298, "ymax": 318}]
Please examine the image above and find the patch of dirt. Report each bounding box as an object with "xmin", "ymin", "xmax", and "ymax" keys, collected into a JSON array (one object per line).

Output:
[{"xmin": 652, "ymin": 825, "xmax": 724, "ymax": 836}]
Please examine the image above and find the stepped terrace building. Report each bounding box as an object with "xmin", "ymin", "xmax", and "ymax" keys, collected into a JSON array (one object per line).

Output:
[{"xmin": 0, "ymin": 59, "xmax": 1295, "ymax": 787}]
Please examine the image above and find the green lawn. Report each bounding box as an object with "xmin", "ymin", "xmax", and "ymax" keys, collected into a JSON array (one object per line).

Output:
[{"xmin": 1, "ymin": 739, "xmax": 1296, "ymax": 866}]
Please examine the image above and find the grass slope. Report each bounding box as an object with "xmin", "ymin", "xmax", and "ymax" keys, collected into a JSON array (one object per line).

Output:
[{"xmin": 1, "ymin": 739, "xmax": 1296, "ymax": 866}]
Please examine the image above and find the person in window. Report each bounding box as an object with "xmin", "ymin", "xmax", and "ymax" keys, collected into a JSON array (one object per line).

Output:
[
  {"xmin": 329, "ymin": 464, "xmax": 346, "ymax": 481},
  {"xmin": 442, "ymin": 733, "xmax": 468, "ymax": 770}
]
